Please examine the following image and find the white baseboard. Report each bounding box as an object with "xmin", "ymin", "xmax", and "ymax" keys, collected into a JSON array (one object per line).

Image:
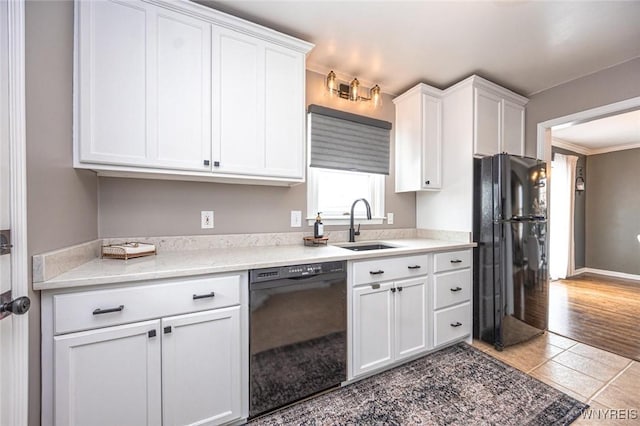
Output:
[
  {"xmin": 580, "ymin": 267, "xmax": 640, "ymax": 282},
  {"xmin": 572, "ymin": 268, "xmax": 587, "ymax": 276}
]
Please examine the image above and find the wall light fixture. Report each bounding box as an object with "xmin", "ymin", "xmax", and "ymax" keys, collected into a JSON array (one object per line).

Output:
[{"xmin": 326, "ymin": 70, "xmax": 382, "ymax": 108}]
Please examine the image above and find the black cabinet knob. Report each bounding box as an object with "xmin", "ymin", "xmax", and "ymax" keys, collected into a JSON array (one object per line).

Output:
[
  {"xmin": 203, "ymin": 160, "xmax": 210, "ymax": 166},
  {"xmin": 425, "ymin": 180, "xmax": 430, "ymax": 185},
  {"xmin": 213, "ymin": 161, "xmax": 220, "ymax": 167}
]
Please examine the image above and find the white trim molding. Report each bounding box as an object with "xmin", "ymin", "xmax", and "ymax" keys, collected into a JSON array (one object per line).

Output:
[
  {"xmin": 537, "ymin": 96, "xmax": 640, "ymax": 162},
  {"xmin": 552, "ymin": 137, "xmax": 640, "ymax": 157},
  {"xmin": 5, "ymin": 0, "xmax": 29, "ymax": 424},
  {"xmin": 577, "ymin": 268, "xmax": 640, "ymax": 283}
]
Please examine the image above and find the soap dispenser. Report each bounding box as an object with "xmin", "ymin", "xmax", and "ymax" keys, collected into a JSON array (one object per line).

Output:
[{"xmin": 314, "ymin": 212, "xmax": 324, "ymax": 238}]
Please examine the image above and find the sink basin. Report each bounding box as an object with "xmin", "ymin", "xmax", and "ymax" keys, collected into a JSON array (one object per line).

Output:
[{"xmin": 340, "ymin": 243, "xmax": 398, "ymax": 251}]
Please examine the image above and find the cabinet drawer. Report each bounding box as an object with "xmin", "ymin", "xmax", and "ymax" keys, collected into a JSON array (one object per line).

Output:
[
  {"xmin": 434, "ymin": 269, "xmax": 471, "ymax": 310},
  {"xmin": 352, "ymin": 254, "xmax": 428, "ymax": 285},
  {"xmin": 434, "ymin": 302, "xmax": 471, "ymax": 347},
  {"xmin": 53, "ymin": 274, "xmax": 241, "ymax": 335},
  {"xmin": 434, "ymin": 250, "xmax": 471, "ymax": 273}
]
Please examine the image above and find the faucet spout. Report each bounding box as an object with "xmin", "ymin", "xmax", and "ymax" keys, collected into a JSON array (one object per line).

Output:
[{"xmin": 349, "ymin": 198, "xmax": 372, "ymax": 242}]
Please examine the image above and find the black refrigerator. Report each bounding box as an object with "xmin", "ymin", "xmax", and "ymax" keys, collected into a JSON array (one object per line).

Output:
[{"xmin": 473, "ymin": 153, "xmax": 549, "ymax": 350}]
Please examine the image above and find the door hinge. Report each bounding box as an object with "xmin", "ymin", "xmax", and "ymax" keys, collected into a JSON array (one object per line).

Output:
[{"xmin": 0, "ymin": 229, "xmax": 12, "ymax": 255}]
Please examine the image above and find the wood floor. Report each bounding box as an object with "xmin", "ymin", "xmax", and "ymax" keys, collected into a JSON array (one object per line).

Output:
[{"xmin": 548, "ymin": 274, "xmax": 640, "ymax": 361}]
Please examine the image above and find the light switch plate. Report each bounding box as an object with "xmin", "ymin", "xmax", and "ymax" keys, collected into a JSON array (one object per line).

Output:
[
  {"xmin": 201, "ymin": 211, "xmax": 214, "ymax": 229},
  {"xmin": 387, "ymin": 212, "xmax": 394, "ymax": 225},
  {"xmin": 290, "ymin": 210, "xmax": 302, "ymax": 228}
]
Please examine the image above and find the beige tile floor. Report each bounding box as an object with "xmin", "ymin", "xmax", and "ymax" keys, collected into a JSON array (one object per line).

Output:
[{"xmin": 472, "ymin": 333, "xmax": 640, "ymax": 425}]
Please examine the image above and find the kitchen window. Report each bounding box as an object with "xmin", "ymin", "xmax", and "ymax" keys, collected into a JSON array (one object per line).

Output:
[{"xmin": 307, "ymin": 167, "xmax": 385, "ymax": 225}]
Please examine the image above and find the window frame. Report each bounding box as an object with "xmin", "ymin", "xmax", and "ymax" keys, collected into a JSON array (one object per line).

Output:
[{"xmin": 306, "ymin": 167, "xmax": 385, "ymax": 226}]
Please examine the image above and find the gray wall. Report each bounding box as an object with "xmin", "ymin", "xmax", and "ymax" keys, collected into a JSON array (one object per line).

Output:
[
  {"xmin": 525, "ymin": 57, "xmax": 640, "ymax": 157},
  {"xmin": 551, "ymin": 146, "xmax": 586, "ymax": 269},
  {"xmin": 25, "ymin": 1, "xmax": 99, "ymax": 425},
  {"xmin": 98, "ymin": 70, "xmax": 416, "ymax": 238},
  {"xmin": 585, "ymin": 148, "xmax": 640, "ymax": 275}
]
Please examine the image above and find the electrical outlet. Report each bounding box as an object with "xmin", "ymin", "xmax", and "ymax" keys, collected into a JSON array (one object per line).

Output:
[
  {"xmin": 387, "ymin": 212, "xmax": 394, "ymax": 225},
  {"xmin": 290, "ymin": 210, "xmax": 302, "ymax": 228},
  {"xmin": 201, "ymin": 211, "xmax": 214, "ymax": 229}
]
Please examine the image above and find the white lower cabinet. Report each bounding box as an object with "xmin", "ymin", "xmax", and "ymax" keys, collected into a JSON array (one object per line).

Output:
[
  {"xmin": 352, "ymin": 274, "xmax": 429, "ymax": 378},
  {"xmin": 43, "ymin": 273, "xmax": 247, "ymax": 426},
  {"xmin": 350, "ymin": 250, "xmax": 473, "ymax": 380},
  {"xmin": 433, "ymin": 249, "xmax": 473, "ymax": 348},
  {"xmin": 54, "ymin": 320, "xmax": 162, "ymax": 426},
  {"xmin": 162, "ymin": 307, "xmax": 241, "ymax": 426}
]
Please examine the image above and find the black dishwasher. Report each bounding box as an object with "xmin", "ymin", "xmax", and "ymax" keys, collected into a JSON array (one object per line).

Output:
[{"xmin": 249, "ymin": 261, "xmax": 347, "ymax": 418}]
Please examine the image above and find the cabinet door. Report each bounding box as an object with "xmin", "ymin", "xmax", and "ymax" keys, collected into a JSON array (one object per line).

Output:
[
  {"xmin": 77, "ymin": 0, "xmax": 150, "ymax": 166},
  {"xmin": 501, "ymin": 100, "xmax": 525, "ymax": 156},
  {"xmin": 162, "ymin": 307, "xmax": 242, "ymax": 426},
  {"xmin": 352, "ymin": 283, "xmax": 394, "ymax": 377},
  {"xmin": 263, "ymin": 42, "xmax": 306, "ymax": 179},
  {"xmin": 394, "ymin": 277, "xmax": 429, "ymax": 360},
  {"xmin": 421, "ymin": 93, "xmax": 442, "ymax": 189},
  {"xmin": 473, "ymin": 87, "xmax": 502, "ymax": 157},
  {"xmin": 54, "ymin": 320, "xmax": 161, "ymax": 426},
  {"xmin": 151, "ymin": 8, "xmax": 212, "ymax": 171},
  {"xmin": 212, "ymin": 27, "xmax": 264, "ymax": 175}
]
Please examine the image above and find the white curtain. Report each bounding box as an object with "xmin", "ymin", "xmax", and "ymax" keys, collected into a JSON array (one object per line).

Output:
[{"xmin": 549, "ymin": 153, "xmax": 578, "ymax": 280}]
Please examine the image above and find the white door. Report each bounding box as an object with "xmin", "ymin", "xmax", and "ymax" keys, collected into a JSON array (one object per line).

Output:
[
  {"xmin": 152, "ymin": 7, "xmax": 212, "ymax": 171},
  {"xmin": 394, "ymin": 277, "xmax": 428, "ymax": 361},
  {"xmin": 77, "ymin": 0, "xmax": 151, "ymax": 166},
  {"xmin": 1, "ymin": 1, "xmax": 29, "ymax": 424},
  {"xmin": 54, "ymin": 320, "xmax": 162, "ymax": 426},
  {"xmin": 162, "ymin": 307, "xmax": 241, "ymax": 426},
  {"xmin": 501, "ymin": 99, "xmax": 525, "ymax": 156},
  {"xmin": 473, "ymin": 87, "xmax": 502, "ymax": 157},
  {"xmin": 352, "ymin": 282, "xmax": 394, "ymax": 377},
  {"xmin": 421, "ymin": 93, "xmax": 442, "ymax": 189},
  {"xmin": 212, "ymin": 26, "xmax": 264, "ymax": 175},
  {"xmin": 263, "ymin": 41, "xmax": 305, "ymax": 179}
]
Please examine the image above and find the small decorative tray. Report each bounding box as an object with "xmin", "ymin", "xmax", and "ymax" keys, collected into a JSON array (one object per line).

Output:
[
  {"xmin": 101, "ymin": 242, "xmax": 157, "ymax": 260},
  {"xmin": 303, "ymin": 236, "xmax": 329, "ymax": 247}
]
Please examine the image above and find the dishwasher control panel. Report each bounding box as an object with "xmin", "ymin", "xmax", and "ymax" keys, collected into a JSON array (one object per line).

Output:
[{"xmin": 250, "ymin": 261, "xmax": 345, "ymax": 283}]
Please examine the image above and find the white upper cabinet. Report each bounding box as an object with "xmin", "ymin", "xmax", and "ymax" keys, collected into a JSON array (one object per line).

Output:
[
  {"xmin": 473, "ymin": 87, "xmax": 502, "ymax": 157},
  {"xmin": 76, "ymin": 0, "xmax": 150, "ymax": 166},
  {"xmin": 74, "ymin": 0, "xmax": 313, "ymax": 185},
  {"xmin": 394, "ymin": 84, "xmax": 443, "ymax": 192},
  {"xmin": 472, "ymin": 80, "xmax": 527, "ymax": 157},
  {"xmin": 212, "ymin": 28, "xmax": 306, "ymax": 179},
  {"xmin": 501, "ymin": 99, "xmax": 526, "ymax": 156},
  {"xmin": 153, "ymin": 7, "xmax": 212, "ymax": 171}
]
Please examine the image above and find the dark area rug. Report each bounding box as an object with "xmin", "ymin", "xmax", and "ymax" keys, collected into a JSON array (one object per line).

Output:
[{"xmin": 249, "ymin": 343, "xmax": 587, "ymax": 425}]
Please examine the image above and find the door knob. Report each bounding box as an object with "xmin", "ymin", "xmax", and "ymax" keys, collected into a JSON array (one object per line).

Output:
[{"xmin": 0, "ymin": 295, "xmax": 31, "ymax": 317}]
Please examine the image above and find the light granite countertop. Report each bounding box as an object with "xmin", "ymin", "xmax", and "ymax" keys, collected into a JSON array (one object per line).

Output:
[{"xmin": 34, "ymin": 238, "xmax": 475, "ymax": 291}]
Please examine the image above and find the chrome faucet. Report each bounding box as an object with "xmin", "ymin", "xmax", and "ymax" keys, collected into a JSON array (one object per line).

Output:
[{"xmin": 349, "ymin": 198, "xmax": 372, "ymax": 242}]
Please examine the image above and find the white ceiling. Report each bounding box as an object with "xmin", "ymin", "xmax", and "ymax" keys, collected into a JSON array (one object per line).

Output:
[
  {"xmin": 552, "ymin": 109, "xmax": 640, "ymax": 153},
  {"xmin": 200, "ymin": 1, "xmax": 640, "ymax": 97}
]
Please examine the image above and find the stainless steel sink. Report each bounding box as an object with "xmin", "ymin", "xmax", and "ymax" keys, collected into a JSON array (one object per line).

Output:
[{"xmin": 339, "ymin": 243, "xmax": 398, "ymax": 251}]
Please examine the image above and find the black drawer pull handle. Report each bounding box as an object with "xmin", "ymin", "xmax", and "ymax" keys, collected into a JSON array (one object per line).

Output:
[
  {"xmin": 369, "ymin": 270, "xmax": 385, "ymax": 275},
  {"xmin": 450, "ymin": 287, "xmax": 462, "ymax": 292},
  {"xmin": 193, "ymin": 291, "xmax": 216, "ymax": 300},
  {"xmin": 450, "ymin": 322, "xmax": 462, "ymax": 328},
  {"xmin": 93, "ymin": 305, "xmax": 124, "ymax": 315},
  {"xmin": 408, "ymin": 265, "xmax": 421, "ymax": 270},
  {"xmin": 390, "ymin": 288, "xmax": 396, "ymax": 293},
  {"xmin": 397, "ymin": 286, "xmax": 403, "ymax": 292},
  {"xmin": 450, "ymin": 259, "xmax": 463, "ymax": 264}
]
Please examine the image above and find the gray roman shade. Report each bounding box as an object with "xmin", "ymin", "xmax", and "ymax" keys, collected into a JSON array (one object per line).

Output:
[{"xmin": 308, "ymin": 104, "xmax": 391, "ymax": 175}]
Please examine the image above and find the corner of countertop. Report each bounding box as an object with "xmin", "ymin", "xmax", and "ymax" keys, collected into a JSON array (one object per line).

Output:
[{"xmin": 32, "ymin": 239, "xmax": 102, "ymax": 285}]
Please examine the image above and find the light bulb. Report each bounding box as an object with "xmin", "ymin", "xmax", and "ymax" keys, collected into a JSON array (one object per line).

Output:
[
  {"xmin": 349, "ymin": 78, "xmax": 360, "ymax": 101},
  {"xmin": 326, "ymin": 70, "xmax": 337, "ymax": 94},
  {"xmin": 370, "ymin": 85, "xmax": 382, "ymax": 108}
]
